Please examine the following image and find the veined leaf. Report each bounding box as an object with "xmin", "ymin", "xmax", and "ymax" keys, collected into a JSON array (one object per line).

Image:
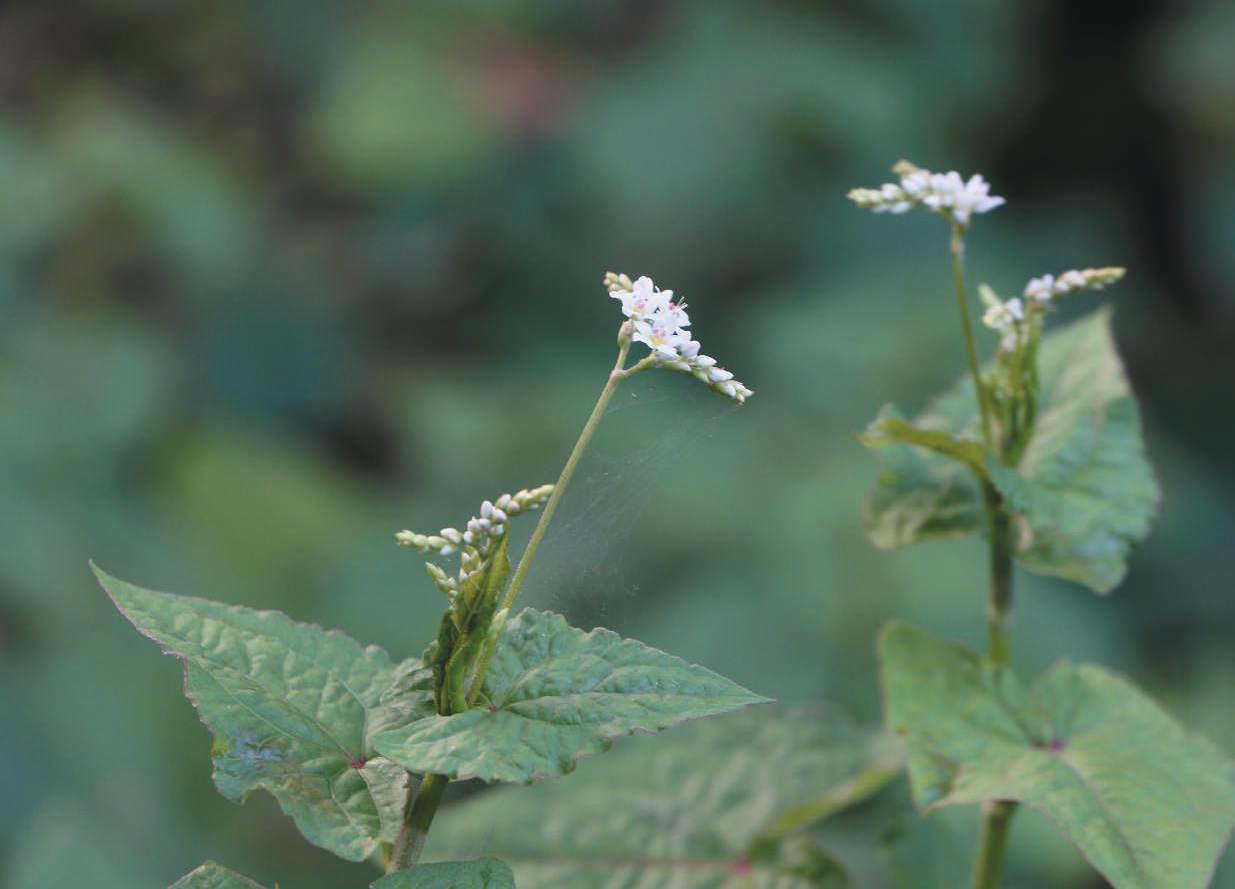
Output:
[
  {"xmin": 859, "ymin": 409, "xmax": 986, "ymax": 476},
  {"xmin": 373, "ymin": 608, "xmax": 771, "ymax": 783},
  {"xmin": 859, "ymin": 404, "xmax": 986, "ymax": 549},
  {"xmin": 169, "ymin": 862, "xmax": 269, "ymax": 889},
  {"xmin": 94, "ymin": 565, "xmax": 431, "ymax": 862},
  {"xmin": 861, "ymin": 308, "xmax": 1158, "ymax": 592},
  {"xmin": 426, "ymin": 704, "xmax": 901, "ymax": 888},
  {"xmin": 372, "ymin": 859, "xmax": 516, "ymax": 889},
  {"xmin": 879, "ymin": 621, "xmax": 1235, "ymax": 889},
  {"xmin": 987, "ymin": 307, "xmax": 1159, "ymax": 592}
]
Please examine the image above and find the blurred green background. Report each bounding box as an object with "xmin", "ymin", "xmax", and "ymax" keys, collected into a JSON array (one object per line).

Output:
[{"xmin": 2, "ymin": 1, "xmax": 1233, "ymax": 887}]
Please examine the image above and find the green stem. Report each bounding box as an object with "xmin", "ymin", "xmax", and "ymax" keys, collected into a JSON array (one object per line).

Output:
[
  {"xmin": 387, "ymin": 772, "xmax": 449, "ymax": 873},
  {"xmin": 950, "ymin": 226, "xmax": 995, "ymax": 450},
  {"xmin": 983, "ymin": 483, "xmax": 1013, "ymax": 665},
  {"xmin": 972, "ymin": 800, "xmax": 1016, "ymax": 889},
  {"xmin": 972, "ymin": 482, "xmax": 1017, "ymax": 886},
  {"xmin": 465, "ymin": 330, "xmax": 634, "ymax": 703},
  {"xmin": 502, "ymin": 333, "xmax": 632, "ymax": 613},
  {"xmin": 951, "ymin": 225, "xmax": 1019, "ymax": 886}
]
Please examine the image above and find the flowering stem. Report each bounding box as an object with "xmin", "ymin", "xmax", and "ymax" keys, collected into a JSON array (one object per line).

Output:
[
  {"xmin": 950, "ymin": 225, "xmax": 1019, "ymax": 887},
  {"xmin": 949, "ymin": 227, "xmax": 995, "ymax": 451},
  {"xmin": 502, "ymin": 333, "xmax": 631, "ymax": 613},
  {"xmin": 464, "ymin": 331, "xmax": 633, "ymax": 704},
  {"xmin": 390, "ymin": 332, "xmax": 636, "ymax": 871}
]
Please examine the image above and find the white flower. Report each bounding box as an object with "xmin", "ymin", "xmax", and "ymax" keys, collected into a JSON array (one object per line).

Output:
[
  {"xmin": 1055, "ymin": 270, "xmax": 1087, "ymax": 292},
  {"xmin": 982, "ymin": 296, "xmax": 1023, "ymax": 332},
  {"xmin": 1021, "ymin": 267, "xmax": 1125, "ymax": 304},
  {"xmin": 1024, "ymin": 275, "xmax": 1055, "ymax": 303},
  {"xmin": 849, "ymin": 161, "xmax": 1004, "ymax": 227},
  {"xmin": 605, "ymin": 272, "xmax": 753, "ymax": 403},
  {"xmin": 633, "ymin": 315, "xmax": 692, "ymax": 359},
  {"xmin": 397, "ymin": 484, "xmax": 554, "ymax": 595},
  {"xmin": 611, "ymin": 275, "xmax": 672, "ymax": 320}
]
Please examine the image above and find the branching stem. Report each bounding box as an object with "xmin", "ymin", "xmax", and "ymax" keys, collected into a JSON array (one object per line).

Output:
[
  {"xmin": 499, "ymin": 332, "xmax": 633, "ymax": 615},
  {"xmin": 950, "ymin": 225, "xmax": 1020, "ymax": 887},
  {"xmin": 389, "ymin": 329, "xmax": 637, "ymax": 873},
  {"xmin": 464, "ymin": 328, "xmax": 638, "ymax": 707}
]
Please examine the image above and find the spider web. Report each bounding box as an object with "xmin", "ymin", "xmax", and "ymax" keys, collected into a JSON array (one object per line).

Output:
[{"xmin": 511, "ymin": 370, "xmax": 740, "ymax": 622}]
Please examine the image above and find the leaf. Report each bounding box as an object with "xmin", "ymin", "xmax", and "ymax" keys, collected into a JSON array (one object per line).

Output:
[
  {"xmin": 987, "ymin": 307, "xmax": 1160, "ymax": 592},
  {"xmin": 859, "ymin": 409, "xmax": 986, "ymax": 475},
  {"xmin": 427, "ymin": 704, "xmax": 902, "ymax": 888},
  {"xmin": 94, "ymin": 565, "xmax": 431, "ymax": 862},
  {"xmin": 860, "ymin": 404, "xmax": 985, "ymax": 549},
  {"xmin": 878, "ymin": 620, "xmax": 1235, "ymax": 889},
  {"xmin": 170, "ymin": 862, "xmax": 270, "ymax": 889},
  {"xmin": 372, "ymin": 859, "xmax": 516, "ymax": 889},
  {"xmin": 861, "ymin": 308, "xmax": 1159, "ymax": 592},
  {"xmin": 373, "ymin": 608, "xmax": 771, "ymax": 783}
]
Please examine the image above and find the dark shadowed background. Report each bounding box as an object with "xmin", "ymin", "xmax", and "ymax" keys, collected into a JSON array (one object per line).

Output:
[{"xmin": 1, "ymin": 1, "xmax": 1233, "ymax": 887}]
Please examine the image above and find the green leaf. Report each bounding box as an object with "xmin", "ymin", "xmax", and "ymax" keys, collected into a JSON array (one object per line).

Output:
[
  {"xmin": 879, "ymin": 621, "xmax": 1235, "ymax": 889},
  {"xmin": 169, "ymin": 862, "xmax": 270, "ymax": 889},
  {"xmin": 860, "ymin": 405, "xmax": 985, "ymax": 549},
  {"xmin": 373, "ymin": 607, "xmax": 771, "ymax": 783},
  {"xmin": 94, "ymin": 564, "xmax": 430, "ymax": 862},
  {"xmin": 861, "ymin": 308, "xmax": 1159, "ymax": 592},
  {"xmin": 427, "ymin": 704, "xmax": 901, "ymax": 887},
  {"xmin": 859, "ymin": 408, "xmax": 986, "ymax": 475},
  {"xmin": 987, "ymin": 307, "xmax": 1160, "ymax": 592},
  {"xmin": 372, "ymin": 859, "xmax": 516, "ymax": 889}
]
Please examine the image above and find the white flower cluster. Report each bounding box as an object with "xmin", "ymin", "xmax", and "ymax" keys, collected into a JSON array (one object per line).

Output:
[
  {"xmin": 1023, "ymin": 267, "xmax": 1125, "ymax": 304},
  {"xmin": 979, "ymin": 285, "xmax": 1025, "ymax": 353},
  {"xmin": 396, "ymin": 484, "xmax": 553, "ymax": 596},
  {"xmin": 848, "ymin": 160, "xmax": 1004, "ymax": 227},
  {"xmin": 605, "ymin": 272, "xmax": 753, "ymax": 404},
  {"xmin": 980, "ymin": 266, "xmax": 1126, "ymax": 353}
]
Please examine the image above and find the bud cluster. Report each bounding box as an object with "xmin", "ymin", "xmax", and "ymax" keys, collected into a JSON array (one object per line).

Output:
[
  {"xmin": 396, "ymin": 484, "xmax": 554, "ymax": 596},
  {"xmin": 979, "ymin": 285, "xmax": 1026, "ymax": 353},
  {"xmin": 981, "ymin": 266, "xmax": 1126, "ymax": 354},
  {"xmin": 1023, "ymin": 267, "xmax": 1125, "ymax": 304},
  {"xmin": 848, "ymin": 160, "xmax": 1004, "ymax": 227},
  {"xmin": 605, "ymin": 272, "xmax": 753, "ymax": 404}
]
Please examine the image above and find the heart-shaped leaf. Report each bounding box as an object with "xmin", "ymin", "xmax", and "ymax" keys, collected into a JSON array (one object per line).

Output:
[
  {"xmin": 373, "ymin": 607, "xmax": 770, "ymax": 783},
  {"xmin": 879, "ymin": 620, "xmax": 1235, "ymax": 889},
  {"xmin": 861, "ymin": 308, "xmax": 1159, "ymax": 592}
]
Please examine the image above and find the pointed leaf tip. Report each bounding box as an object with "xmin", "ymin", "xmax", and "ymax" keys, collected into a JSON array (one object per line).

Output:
[
  {"xmin": 170, "ymin": 862, "xmax": 270, "ymax": 889},
  {"xmin": 96, "ymin": 571, "xmax": 431, "ymax": 862},
  {"xmin": 374, "ymin": 607, "xmax": 771, "ymax": 783}
]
